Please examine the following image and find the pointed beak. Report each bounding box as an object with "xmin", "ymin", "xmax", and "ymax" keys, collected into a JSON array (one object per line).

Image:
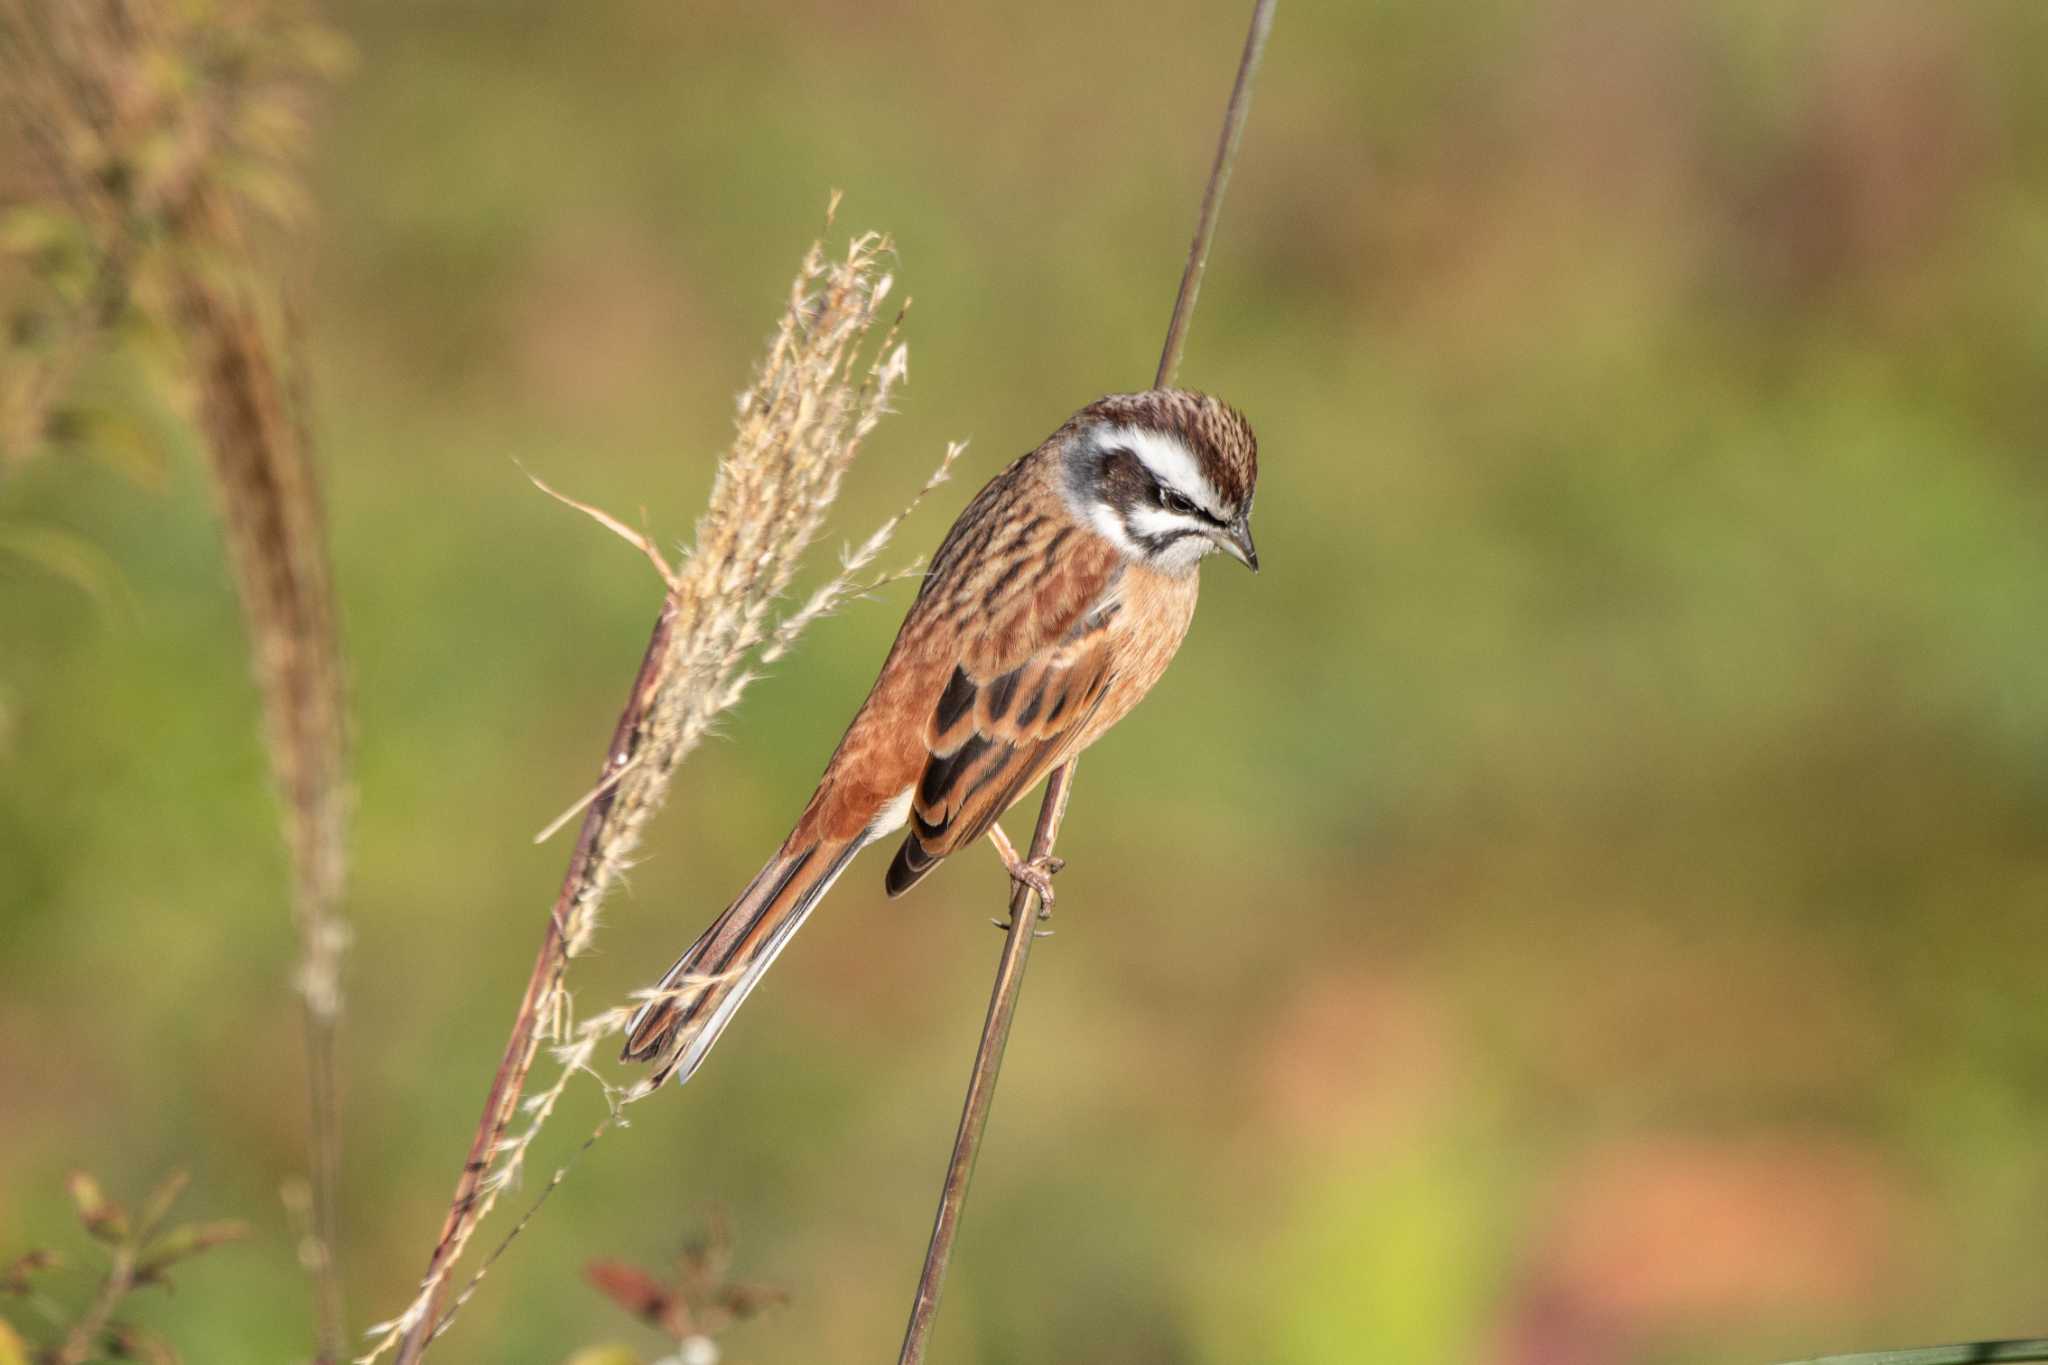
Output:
[{"xmin": 1217, "ymin": 515, "xmax": 1259, "ymax": 572}]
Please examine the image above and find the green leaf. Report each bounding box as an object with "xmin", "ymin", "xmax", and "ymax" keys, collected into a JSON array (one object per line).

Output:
[
  {"xmin": 136, "ymin": 1220, "xmax": 251, "ymax": 1281},
  {"xmin": 0, "ymin": 523, "xmax": 139, "ymax": 619},
  {"xmin": 135, "ymin": 1171, "xmax": 189, "ymax": 1241},
  {"xmin": 67, "ymin": 1171, "xmax": 130, "ymax": 1244}
]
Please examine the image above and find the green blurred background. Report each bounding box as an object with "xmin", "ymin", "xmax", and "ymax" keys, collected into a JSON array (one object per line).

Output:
[{"xmin": 6, "ymin": 1, "xmax": 2048, "ymax": 1361}]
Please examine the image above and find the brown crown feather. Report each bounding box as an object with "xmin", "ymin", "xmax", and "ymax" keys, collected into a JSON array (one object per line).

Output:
[{"xmin": 1068, "ymin": 389, "xmax": 1259, "ymax": 512}]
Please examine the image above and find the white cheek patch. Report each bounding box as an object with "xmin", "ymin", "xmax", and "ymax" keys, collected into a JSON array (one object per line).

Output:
[
  {"xmin": 1086, "ymin": 499, "xmax": 1142, "ymax": 557},
  {"xmin": 1103, "ymin": 424, "xmax": 1226, "ymax": 520}
]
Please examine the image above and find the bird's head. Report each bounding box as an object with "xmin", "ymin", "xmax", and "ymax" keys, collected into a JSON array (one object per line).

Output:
[{"xmin": 1058, "ymin": 389, "xmax": 1259, "ymax": 577}]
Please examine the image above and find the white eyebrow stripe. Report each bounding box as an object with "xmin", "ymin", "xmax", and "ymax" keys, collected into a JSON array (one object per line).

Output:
[
  {"xmin": 1126, "ymin": 505, "xmax": 1205, "ymax": 539},
  {"xmin": 1101, "ymin": 424, "xmax": 1226, "ymax": 518}
]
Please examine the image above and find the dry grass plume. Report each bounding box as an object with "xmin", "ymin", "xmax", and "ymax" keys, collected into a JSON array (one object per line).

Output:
[
  {"xmin": 372, "ymin": 213, "xmax": 960, "ymax": 1364},
  {"xmin": 0, "ymin": 2, "xmax": 353, "ymax": 1355}
]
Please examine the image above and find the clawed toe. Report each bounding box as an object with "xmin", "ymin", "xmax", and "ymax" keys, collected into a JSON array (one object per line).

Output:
[
  {"xmin": 1006, "ymin": 854, "xmax": 1062, "ymax": 908},
  {"xmin": 986, "ymin": 825, "xmax": 1066, "ymax": 924}
]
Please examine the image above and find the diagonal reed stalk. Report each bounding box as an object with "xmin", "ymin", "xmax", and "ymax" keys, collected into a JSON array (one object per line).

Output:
[
  {"xmin": 373, "ymin": 220, "xmax": 961, "ymax": 1365},
  {"xmin": 1772, "ymin": 1346, "xmax": 2048, "ymax": 1365},
  {"xmin": 893, "ymin": 3, "xmax": 1276, "ymax": 1361}
]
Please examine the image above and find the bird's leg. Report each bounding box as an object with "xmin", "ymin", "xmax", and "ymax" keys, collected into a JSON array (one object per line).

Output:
[{"xmin": 987, "ymin": 823, "xmax": 1065, "ymax": 929}]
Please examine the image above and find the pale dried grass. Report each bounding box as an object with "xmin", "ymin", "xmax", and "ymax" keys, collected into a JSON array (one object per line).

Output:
[
  {"xmin": 0, "ymin": 2, "xmax": 352, "ymax": 1356},
  {"xmin": 369, "ymin": 214, "xmax": 961, "ymax": 1364}
]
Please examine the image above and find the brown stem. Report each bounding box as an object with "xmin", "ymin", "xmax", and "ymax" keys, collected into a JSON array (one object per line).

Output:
[
  {"xmin": 1155, "ymin": 0, "xmax": 1278, "ymax": 392},
  {"xmin": 172, "ymin": 196, "xmax": 352, "ymax": 1363},
  {"xmin": 896, "ymin": 762, "xmax": 1076, "ymax": 1365},
  {"xmin": 303, "ymin": 991, "xmax": 345, "ymax": 1362},
  {"xmin": 393, "ymin": 601, "xmax": 680, "ymax": 1365},
  {"xmin": 50, "ymin": 1246, "xmax": 136, "ymax": 1365},
  {"xmin": 895, "ymin": 4, "xmax": 1276, "ymax": 1360}
]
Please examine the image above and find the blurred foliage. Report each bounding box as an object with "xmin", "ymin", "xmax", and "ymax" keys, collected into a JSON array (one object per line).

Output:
[
  {"xmin": 572, "ymin": 1211, "xmax": 784, "ymax": 1365},
  {"xmin": 0, "ymin": 0, "xmax": 347, "ymax": 598},
  {"xmin": 4, "ymin": 1, "xmax": 2048, "ymax": 1363},
  {"xmin": 1, "ymin": 4, "xmax": 352, "ymax": 1352},
  {"xmin": 0, "ymin": 0, "xmax": 347, "ymax": 466},
  {"xmin": 0, "ymin": 1171, "xmax": 247, "ymax": 1364}
]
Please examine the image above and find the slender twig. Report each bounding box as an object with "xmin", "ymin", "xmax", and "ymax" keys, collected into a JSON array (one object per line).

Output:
[
  {"xmin": 1771, "ymin": 1345, "xmax": 2048, "ymax": 1365},
  {"xmin": 49, "ymin": 1246, "xmax": 136, "ymax": 1365},
  {"xmin": 894, "ymin": 4, "xmax": 1276, "ymax": 1360},
  {"xmin": 1154, "ymin": 0, "xmax": 1277, "ymax": 393},
  {"xmin": 896, "ymin": 763, "xmax": 1076, "ymax": 1365}
]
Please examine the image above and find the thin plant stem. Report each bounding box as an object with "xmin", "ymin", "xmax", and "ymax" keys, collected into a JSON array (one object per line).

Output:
[
  {"xmin": 169, "ymin": 189, "xmax": 352, "ymax": 1363},
  {"xmin": 894, "ymin": 3, "xmax": 1275, "ymax": 1360},
  {"xmin": 896, "ymin": 763, "xmax": 1076, "ymax": 1365},
  {"xmin": 304, "ymin": 991, "xmax": 345, "ymax": 1361},
  {"xmin": 1155, "ymin": 0, "xmax": 1277, "ymax": 392},
  {"xmin": 49, "ymin": 1246, "xmax": 136, "ymax": 1365},
  {"xmin": 1772, "ymin": 1345, "xmax": 2048, "ymax": 1365}
]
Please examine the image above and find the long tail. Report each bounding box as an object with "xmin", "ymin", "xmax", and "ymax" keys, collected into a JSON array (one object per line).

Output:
[{"xmin": 621, "ymin": 834, "xmax": 864, "ymax": 1086}]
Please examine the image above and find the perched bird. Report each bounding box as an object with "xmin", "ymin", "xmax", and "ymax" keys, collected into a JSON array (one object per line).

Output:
[{"xmin": 622, "ymin": 388, "xmax": 1259, "ymax": 1085}]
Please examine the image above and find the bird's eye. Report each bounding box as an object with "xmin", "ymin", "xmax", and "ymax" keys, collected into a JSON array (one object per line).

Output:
[{"xmin": 1159, "ymin": 487, "xmax": 1196, "ymax": 516}]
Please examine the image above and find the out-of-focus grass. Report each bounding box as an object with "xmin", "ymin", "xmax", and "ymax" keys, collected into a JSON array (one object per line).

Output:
[{"xmin": 5, "ymin": 1, "xmax": 2048, "ymax": 1362}]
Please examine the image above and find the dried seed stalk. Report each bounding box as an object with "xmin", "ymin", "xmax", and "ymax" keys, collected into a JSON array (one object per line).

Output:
[
  {"xmin": 173, "ymin": 188, "xmax": 350, "ymax": 1362},
  {"xmin": 0, "ymin": 3, "xmax": 352, "ymax": 1357},
  {"xmin": 371, "ymin": 224, "xmax": 957, "ymax": 1365}
]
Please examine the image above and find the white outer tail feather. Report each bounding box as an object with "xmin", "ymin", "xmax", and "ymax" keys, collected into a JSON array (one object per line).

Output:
[{"xmin": 629, "ymin": 785, "xmax": 915, "ymax": 1086}]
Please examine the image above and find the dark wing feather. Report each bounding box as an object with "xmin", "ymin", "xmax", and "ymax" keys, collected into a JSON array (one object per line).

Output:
[{"xmin": 884, "ymin": 558, "xmax": 1124, "ymax": 897}]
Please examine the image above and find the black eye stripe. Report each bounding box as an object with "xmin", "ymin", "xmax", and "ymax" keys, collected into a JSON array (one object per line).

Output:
[
  {"xmin": 1093, "ymin": 439, "xmax": 1231, "ymax": 529},
  {"xmin": 1154, "ymin": 484, "xmax": 1227, "ymax": 526},
  {"xmin": 1135, "ymin": 527, "xmax": 1203, "ymax": 555}
]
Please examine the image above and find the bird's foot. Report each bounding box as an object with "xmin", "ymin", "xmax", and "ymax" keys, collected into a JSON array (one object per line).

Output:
[
  {"xmin": 1002, "ymin": 853, "xmax": 1064, "ymax": 911},
  {"xmin": 987, "ymin": 823, "xmax": 1064, "ymax": 928},
  {"xmin": 989, "ymin": 853, "xmax": 1064, "ymax": 933}
]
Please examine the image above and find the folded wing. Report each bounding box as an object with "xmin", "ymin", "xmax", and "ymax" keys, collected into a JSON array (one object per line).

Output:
[{"xmin": 884, "ymin": 562, "xmax": 1126, "ymax": 896}]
